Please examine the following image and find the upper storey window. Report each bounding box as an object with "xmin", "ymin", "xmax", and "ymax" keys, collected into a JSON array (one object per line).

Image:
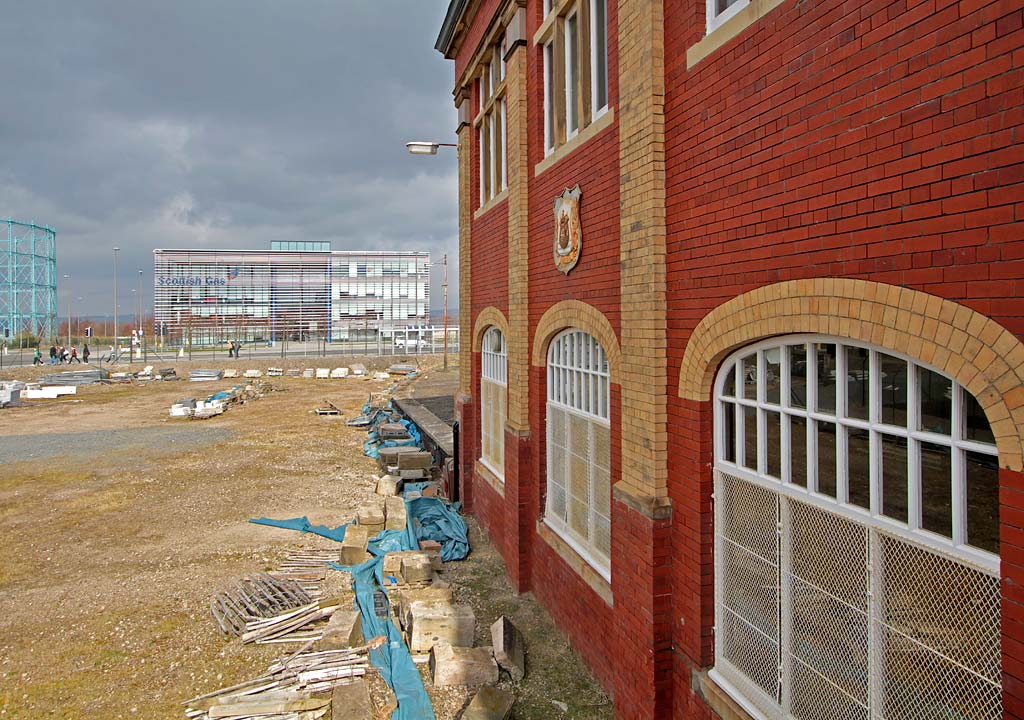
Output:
[
  {"xmin": 476, "ymin": 35, "xmax": 507, "ymax": 207},
  {"xmin": 539, "ymin": 0, "xmax": 608, "ymax": 156}
]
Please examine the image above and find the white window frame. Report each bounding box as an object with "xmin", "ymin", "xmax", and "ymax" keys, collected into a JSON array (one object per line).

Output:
[
  {"xmin": 707, "ymin": 0, "xmax": 749, "ymax": 35},
  {"xmin": 545, "ymin": 329, "xmax": 611, "ymax": 580},
  {"xmin": 712, "ymin": 334, "xmax": 1002, "ymax": 720},
  {"xmin": 564, "ymin": 9, "xmax": 579, "ymax": 138},
  {"xmin": 480, "ymin": 326, "xmax": 507, "ymax": 479},
  {"xmin": 714, "ymin": 334, "xmax": 999, "ymax": 569},
  {"xmin": 543, "ymin": 42, "xmax": 555, "ymax": 155},
  {"xmin": 590, "ymin": 0, "xmax": 608, "ymax": 119},
  {"xmin": 475, "ymin": 37, "xmax": 507, "ymax": 205}
]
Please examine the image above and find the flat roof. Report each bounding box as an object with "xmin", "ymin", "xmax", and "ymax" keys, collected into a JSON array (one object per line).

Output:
[{"xmin": 154, "ymin": 248, "xmax": 429, "ymax": 256}]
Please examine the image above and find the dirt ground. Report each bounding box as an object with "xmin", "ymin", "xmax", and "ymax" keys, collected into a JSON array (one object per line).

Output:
[{"xmin": 0, "ymin": 357, "xmax": 611, "ymax": 719}]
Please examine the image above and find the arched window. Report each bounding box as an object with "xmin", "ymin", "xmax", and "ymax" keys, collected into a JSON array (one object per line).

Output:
[
  {"xmin": 545, "ymin": 329, "xmax": 611, "ymax": 579},
  {"xmin": 480, "ymin": 327, "xmax": 507, "ymax": 477},
  {"xmin": 712, "ymin": 336, "xmax": 1001, "ymax": 720}
]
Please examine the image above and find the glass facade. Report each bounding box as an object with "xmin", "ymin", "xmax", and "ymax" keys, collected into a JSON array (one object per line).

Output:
[{"xmin": 152, "ymin": 246, "xmax": 429, "ymax": 346}]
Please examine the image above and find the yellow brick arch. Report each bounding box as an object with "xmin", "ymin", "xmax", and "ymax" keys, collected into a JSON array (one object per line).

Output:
[
  {"xmin": 677, "ymin": 278, "xmax": 1024, "ymax": 471},
  {"xmin": 471, "ymin": 307, "xmax": 511, "ymax": 352},
  {"xmin": 531, "ymin": 300, "xmax": 622, "ymax": 385}
]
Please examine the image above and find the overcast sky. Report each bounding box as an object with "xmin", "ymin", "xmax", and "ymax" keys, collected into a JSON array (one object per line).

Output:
[{"xmin": 0, "ymin": 1, "xmax": 458, "ymax": 319}]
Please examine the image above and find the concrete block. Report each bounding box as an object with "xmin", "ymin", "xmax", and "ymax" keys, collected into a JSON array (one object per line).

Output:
[
  {"xmin": 462, "ymin": 685, "xmax": 514, "ymax": 720},
  {"xmin": 331, "ymin": 678, "xmax": 372, "ymax": 720},
  {"xmin": 397, "ymin": 451, "xmax": 434, "ymax": 470},
  {"xmin": 401, "ymin": 553, "xmax": 433, "ymax": 584},
  {"xmin": 302, "ymin": 368, "xmax": 315, "ymax": 378},
  {"xmin": 398, "ymin": 586, "xmax": 453, "ymax": 629},
  {"xmin": 340, "ymin": 524, "xmax": 371, "ymax": 565},
  {"xmin": 429, "ymin": 642, "xmax": 498, "ymax": 688},
  {"xmin": 490, "ymin": 616, "xmax": 526, "ymax": 681},
  {"xmin": 384, "ymin": 496, "xmax": 407, "ymax": 531},
  {"xmin": 376, "ymin": 474, "xmax": 403, "ymax": 497},
  {"xmin": 407, "ymin": 601, "xmax": 474, "ymax": 652},
  {"xmin": 399, "ymin": 468, "xmax": 427, "ymax": 480},
  {"xmin": 315, "ymin": 368, "xmax": 330, "ymax": 379},
  {"xmin": 321, "ymin": 609, "xmax": 363, "ymax": 650},
  {"xmin": 356, "ymin": 500, "xmax": 385, "ymax": 535}
]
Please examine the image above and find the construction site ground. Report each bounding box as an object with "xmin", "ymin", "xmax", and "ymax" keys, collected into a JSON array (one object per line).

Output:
[{"xmin": 0, "ymin": 356, "xmax": 612, "ymax": 719}]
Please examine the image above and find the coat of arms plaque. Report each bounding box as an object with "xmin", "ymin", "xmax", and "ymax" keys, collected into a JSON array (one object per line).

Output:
[{"xmin": 553, "ymin": 185, "xmax": 582, "ymax": 275}]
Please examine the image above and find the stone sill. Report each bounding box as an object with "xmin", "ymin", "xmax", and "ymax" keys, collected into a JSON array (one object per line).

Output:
[
  {"xmin": 475, "ymin": 459, "xmax": 505, "ymax": 498},
  {"xmin": 686, "ymin": 0, "xmax": 786, "ymax": 70},
  {"xmin": 533, "ymin": 107, "xmax": 615, "ymax": 178},
  {"xmin": 473, "ymin": 189, "xmax": 508, "ymax": 220},
  {"xmin": 535, "ymin": 519, "xmax": 614, "ymax": 607}
]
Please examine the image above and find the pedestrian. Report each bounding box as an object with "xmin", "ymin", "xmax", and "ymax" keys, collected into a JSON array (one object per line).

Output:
[
  {"xmin": 107, "ymin": 344, "xmax": 115, "ymax": 363},
  {"xmin": 228, "ymin": 340, "xmax": 234, "ymax": 359},
  {"xmin": 70, "ymin": 346, "xmax": 81, "ymax": 363},
  {"xmin": 49, "ymin": 345, "xmax": 57, "ymax": 365},
  {"xmin": 33, "ymin": 347, "xmax": 43, "ymax": 365},
  {"xmin": 234, "ymin": 339, "xmax": 242, "ymax": 358},
  {"xmin": 83, "ymin": 343, "xmax": 90, "ymax": 364},
  {"xmin": 61, "ymin": 346, "xmax": 70, "ymax": 364}
]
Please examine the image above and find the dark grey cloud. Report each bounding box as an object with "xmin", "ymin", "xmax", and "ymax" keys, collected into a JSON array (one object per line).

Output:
[{"xmin": 0, "ymin": 0, "xmax": 459, "ymax": 318}]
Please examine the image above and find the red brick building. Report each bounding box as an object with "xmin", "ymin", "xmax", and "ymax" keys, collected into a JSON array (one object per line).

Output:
[{"xmin": 436, "ymin": 0, "xmax": 1024, "ymax": 717}]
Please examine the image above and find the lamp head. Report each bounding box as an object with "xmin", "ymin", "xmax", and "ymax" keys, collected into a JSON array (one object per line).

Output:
[{"xmin": 406, "ymin": 141, "xmax": 440, "ymax": 156}]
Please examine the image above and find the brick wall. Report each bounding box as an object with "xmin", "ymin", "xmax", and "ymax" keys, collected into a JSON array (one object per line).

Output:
[
  {"xmin": 446, "ymin": 0, "xmax": 1024, "ymax": 716},
  {"xmin": 663, "ymin": 0, "xmax": 1024, "ymax": 712}
]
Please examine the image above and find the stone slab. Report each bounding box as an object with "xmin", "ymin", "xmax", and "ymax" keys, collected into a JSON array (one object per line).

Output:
[
  {"xmin": 331, "ymin": 678, "xmax": 372, "ymax": 720},
  {"xmin": 384, "ymin": 496, "xmax": 407, "ymax": 531},
  {"xmin": 490, "ymin": 616, "xmax": 525, "ymax": 681},
  {"xmin": 340, "ymin": 524, "xmax": 371, "ymax": 565},
  {"xmin": 406, "ymin": 600, "xmax": 474, "ymax": 652},
  {"xmin": 356, "ymin": 500, "xmax": 385, "ymax": 535},
  {"xmin": 429, "ymin": 642, "xmax": 498, "ymax": 688},
  {"xmin": 461, "ymin": 685, "xmax": 514, "ymax": 720},
  {"xmin": 321, "ymin": 609, "xmax": 363, "ymax": 650}
]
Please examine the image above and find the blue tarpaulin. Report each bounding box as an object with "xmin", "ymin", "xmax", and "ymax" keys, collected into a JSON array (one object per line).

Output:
[
  {"xmin": 334, "ymin": 535, "xmax": 436, "ymax": 720},
  {"xmin": 248, "ymin": 515, "xmax": 349, "ymax": 543}
]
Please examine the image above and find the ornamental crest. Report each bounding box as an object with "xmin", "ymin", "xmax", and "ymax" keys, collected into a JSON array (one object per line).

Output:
[{"xmin": 553, "ymin": 185, "xmax": 582, "ymax": 275}]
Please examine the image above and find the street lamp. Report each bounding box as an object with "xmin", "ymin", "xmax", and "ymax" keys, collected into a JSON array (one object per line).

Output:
[
  {"xmin": 405, "ymin": 140, "xmax": 456, "ymax": 371},
  {"xmin": 405, "ymin": 141, "xmax": 457, "ymax": 155},
  {"xmin": 113, "ymin": 247, "xmax": 119, "ymax": 349},
  {"xmin": 63, "ymin": 274, "xmax": 70, "ymax": 346},
  {"xmin": 137, "ymin": 269, "xmax": 143, "ymax": 335}
]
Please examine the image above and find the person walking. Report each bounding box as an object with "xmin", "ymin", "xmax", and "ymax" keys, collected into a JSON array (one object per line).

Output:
[
  {"xmin": 83, "ymin": 343, "xmax": 91, "ymax": 364},
  {"xmin": 70, "ymin": 346, "xmax": 81, "ymax": 363},
  {"xmin": 48, "ymin": 345, "xmax": 57, "ymax": 365},
  {"xmin": 33, "ymin": 347, "xmax": 43, "ymax": 365}
]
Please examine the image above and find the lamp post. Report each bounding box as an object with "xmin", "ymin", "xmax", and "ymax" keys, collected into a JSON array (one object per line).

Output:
[
  {"xmin": 137, "ymin": 269, "xmax": 143, "ymax": 335},
  {"xmin": 442, "ymin": 254, "xmax": 448, "ymax": 370},
  {"xmin": 113, "ymin": 247, "xmax": 119, "ymax": 351},
  {"xmin": 63, "ymin": 274, "xmax": 70, "ymax": 346},
  {"xmin": 406, "ymin": 140, "xmax": 456, "ymax": 371}
]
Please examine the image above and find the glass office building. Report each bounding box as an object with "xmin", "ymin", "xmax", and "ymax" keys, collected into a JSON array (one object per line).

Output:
[{"xmin": 153, "ymin": 244, "xmax": 429, "ymax": 346}]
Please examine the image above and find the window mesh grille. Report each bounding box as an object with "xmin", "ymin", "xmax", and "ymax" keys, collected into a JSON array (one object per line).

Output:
[
  {"xmin": 480, "ymin": 327, "xmax": 506, "ymax": 476},
  {"xmin": 715, "ymin": 469, "xmax": 1001, "ymax": 720},
  {"xmin": 545, "ymin": 329, "xmax": 611, "ymax": 576}
]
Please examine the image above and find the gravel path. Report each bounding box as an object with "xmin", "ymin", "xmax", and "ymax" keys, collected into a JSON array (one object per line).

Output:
[{"xmin": 0, "ymin": 425, "xmax": 232, "ymax": 463}]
